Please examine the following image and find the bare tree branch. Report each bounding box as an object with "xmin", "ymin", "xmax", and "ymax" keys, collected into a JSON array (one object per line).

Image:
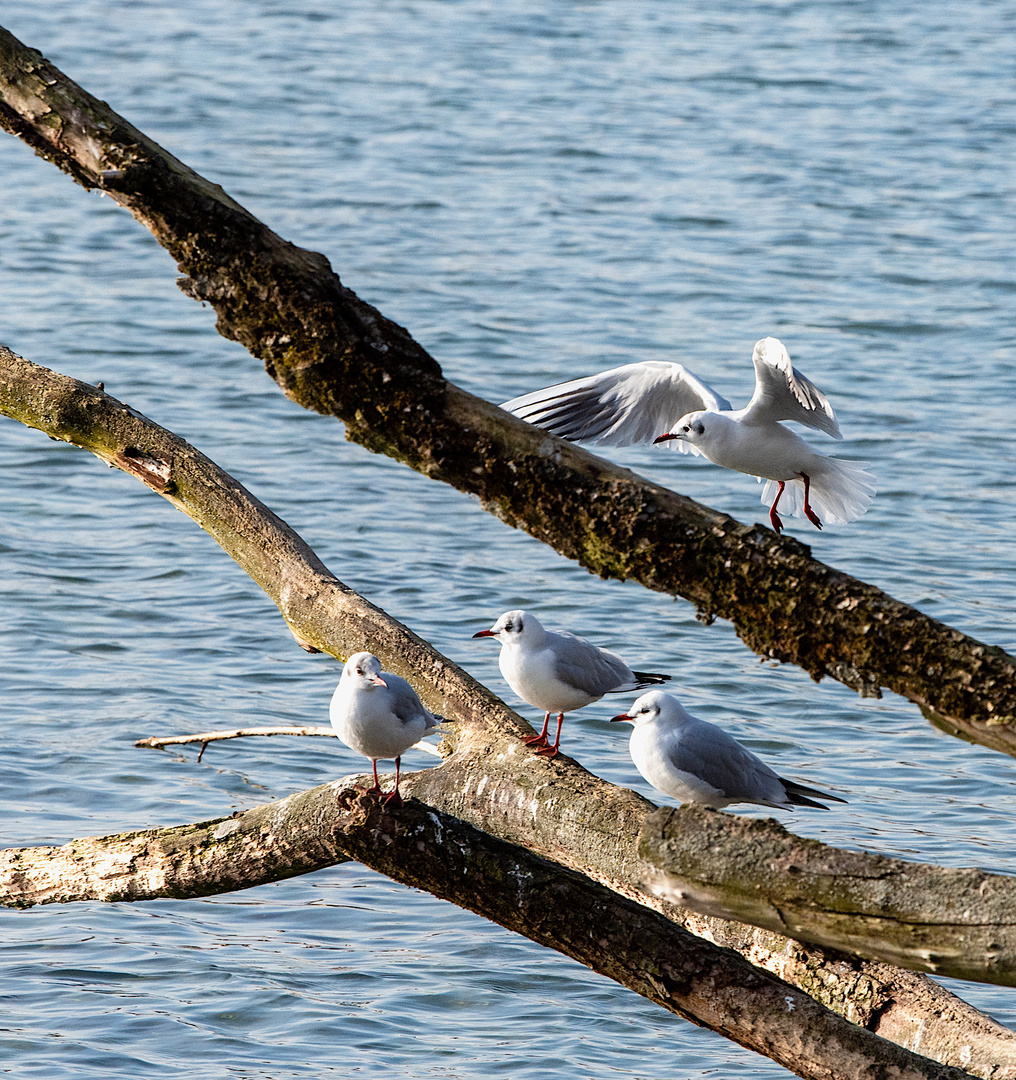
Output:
[
  {"xmin": 2, "ymin": 344, "xmax": 1014, "ymax": 1077},
  {"xmin": 0, "ymin": 781, "xmax": 988, "ymax": 1080},
  {"xmin": 1, "ymin": 24, "xmax": 1014, "ymax": 754},
  {"xmin": 640, "ymin": 804, "xmax": 1016, "ymax": 985},
  {"xmin": 134, "ymin": 727, "xmax": 443, "ymax": 762},
  {"xmin": 136, "ymin": 726, "xmax": 337, "ymax": 749}
]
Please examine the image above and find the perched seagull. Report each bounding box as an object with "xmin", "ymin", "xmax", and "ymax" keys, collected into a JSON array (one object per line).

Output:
[
  {"xmin": 329, "ymin": 651, "xmax": 441, "ymax": 806},
  {"xmin": 611, "ymin": 691, "xmax": 846, "ymax": 811},
  {"xmin": 501, "ymin": 336, "xmax": 875, "ymax": 534},
  {"xmin": 473, "ymin": 609, "xmax": 670, "ymax": 758}
]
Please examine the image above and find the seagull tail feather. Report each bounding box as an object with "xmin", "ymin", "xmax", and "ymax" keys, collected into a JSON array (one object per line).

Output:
[
  {"xmin": 780, "ymin": 777, "xmax": 848, "ymax": 809},
  {"xmin": 761, "ymin": 458, "xmax": 876, "ymax": 525}
]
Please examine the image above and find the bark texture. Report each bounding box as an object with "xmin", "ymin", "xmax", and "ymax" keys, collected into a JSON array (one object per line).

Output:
[
  {"xmin": 639, "ymin": 805, "xmax": 1016, "ymax": 985},
  {"xmin": 0, "ymin": 780, "xmax": 985, "ymax": 1080},
  {"xmin": 2, "ymin": 347, "xmax": 1015, "ymax": 1077},
  {"xmin": 2, "ymin": 24, "xmax": 1015, "ymax": 754}
]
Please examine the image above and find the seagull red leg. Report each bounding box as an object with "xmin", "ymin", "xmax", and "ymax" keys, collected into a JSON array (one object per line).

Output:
[
  {"xmin": 800, "ymin": 472, "xmax": 823, "ymax": 530},
  {"xmin": 383, "ymin": 756, "xmax": 404, "ymax": 807},
  {"xmin": 769, "ymin": 480, "xmax": 786, "ymax": 534},
  {"xmin": 536, "ymin": 712, "xmax": 565, "ymax": 758},
  {"xmin": 342, "ymin": 758, "xmax": 384, "ymax": 803},
  {"xmin": 523, "ymin": 711, "xmax": 551, "ymax": 748}
]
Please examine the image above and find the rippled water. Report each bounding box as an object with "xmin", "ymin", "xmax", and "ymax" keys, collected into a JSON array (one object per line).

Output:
[{"xmin": 1, "ymin": 1, "xmax": 1015, "ymax": 1075}]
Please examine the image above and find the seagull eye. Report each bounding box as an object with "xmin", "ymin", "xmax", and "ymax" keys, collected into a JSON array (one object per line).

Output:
[{"xmin": 355, "ymin": 667, "xmax": 363, "ymax": 675}]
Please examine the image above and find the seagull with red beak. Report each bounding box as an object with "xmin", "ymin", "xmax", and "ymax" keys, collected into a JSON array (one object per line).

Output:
[
  {"xmin": 329, "ymin": 651, "xmax": 441, "ymax": 805},
  {"xmin": 473, "ymin": 609, "xmax": 670, "ymax": 758},
  {"xmin": 611, "ymin": 691, "xmax": 846, "ymax": 811},
  {"xmin": 502, "ymin": 337, "xmax": 874, "ymax": 535}
]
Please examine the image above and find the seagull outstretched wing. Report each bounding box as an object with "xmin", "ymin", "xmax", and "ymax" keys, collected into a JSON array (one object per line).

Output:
[
  {"xmin": 741, "ymin": 337, "xmax": 842, "ymax": 439},
  {"xmin": 501, "ymin": 361, "xmax": 732, "ymax": 446}
]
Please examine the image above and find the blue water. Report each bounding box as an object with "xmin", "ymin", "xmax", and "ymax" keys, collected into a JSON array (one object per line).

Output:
[{"xmin": 1, "ymin": 1, "xmax": 1015, "ymax": 1075}]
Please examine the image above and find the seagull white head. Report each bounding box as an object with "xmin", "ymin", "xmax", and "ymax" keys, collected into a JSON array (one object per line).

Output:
[
  {"xmin": 472, "ymin": 609, "xmax": 542, "ymax": 645},
  {"xmin": 342, "ymin": 651, "xmax": 388, "ymax": 690},
  {"xmin": 610, "ymin": 689, "xmax": 672, "ymax": 725},
  {"xmin": 653, "ymin": 410, "xmax": 711, "ymax": 449}
]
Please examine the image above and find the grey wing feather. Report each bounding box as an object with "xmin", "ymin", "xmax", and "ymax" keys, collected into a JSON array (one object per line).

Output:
[
  {"xmin": 549, "ymin": 632, "xmax": 636, "ymax": 696},
  {"xmin": 384, "ymin": 672, "xmax": 439, "ymax": 732},
  {"xmin": 742, "ymin": 338, "xmax": 842, "ymax": 439},
  {"xmin": 672, "ymin": 721, "xmax": 785, "ymax": 805},
  {"xmin": 780, "ymin": 777, "xmax": 847, "ymax": 806},
  {"xmin": 501, "ymin": 362, "xmax": 733, "ymax": 447}
]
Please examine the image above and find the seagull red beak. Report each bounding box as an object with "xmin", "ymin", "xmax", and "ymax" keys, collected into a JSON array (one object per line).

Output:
[
  {"xmin": 652, "ymin": 431, "xmax": 679, "ymax": 444},
  {"xmin": 472, "ymin": 629, "xmax": 496, "ymax": 638},
  {"xmin": 371, "ymin": 675, "xmax": 388, "ymax": 687},
  {"xmin": 609, "ymin": 712, "xmax": 633, "ymax": 723}
]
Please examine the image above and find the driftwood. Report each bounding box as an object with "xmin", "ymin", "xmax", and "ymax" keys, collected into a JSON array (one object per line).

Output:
[
  {"xmin": 1, "ymin": 24, "xmax": 1015, "ymax": 756},
  {"xmin": 136, "ymin": 725, "xmax": 335, "ymax": 749},
  {"xmin": 639, "ymin": 805, "xmax": 1016, "ymax": 985},
  {"xmin": 0, "ymin": 781, "xmax": 981, "ymax": 1080},
  {"xmin": 134, "ymin": 726, "xmax": 443, "ymax": 762},
  {"xmin": 2, "ymin": 346, "xmax": 1015, "ymax": 1078}
]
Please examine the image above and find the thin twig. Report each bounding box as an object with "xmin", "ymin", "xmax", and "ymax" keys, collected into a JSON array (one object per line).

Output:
[{"xmin": 135, "ymin": 726, "xmax": 444, "ymax": 759}]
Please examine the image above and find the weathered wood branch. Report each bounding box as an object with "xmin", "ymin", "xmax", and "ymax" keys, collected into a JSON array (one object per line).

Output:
[
  {"xmin": 0, "ymin": 780, "xmax": 985, "ymax": 1080},
  {"xmin": 134, "ymin": 726, "xmax": 443, "ymax": 760},
  {"xmin": 135, "ymin": 725, "xmax": 336, "ymax": 749},
  {"xmin": 639, "ymin": 805, "xmax": 1016, "ymax": 986},
  {"xmin": 2, "ymin": 24, "xmax": 1014, "ymax": 754},
  {"xmin": 2, "ymin": 346, "xmax": 1014, "ymax": 1077}
]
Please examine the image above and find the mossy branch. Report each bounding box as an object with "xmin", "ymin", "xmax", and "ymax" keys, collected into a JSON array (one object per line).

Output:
[{"xmin": 1, "ymin": 23, "xmax": 1014, "ymax": 755}]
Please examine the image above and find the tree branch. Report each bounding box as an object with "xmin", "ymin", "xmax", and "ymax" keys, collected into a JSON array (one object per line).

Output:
[
  {"xmin": 1, "ymin": 23, "xmax": 1014, "ymax": 754},
  {"xmin": 639, "ymin": 805, "xmax": 1016, "ymax": 985},
  {"xmin": 136, "ymin": 726, "xmax": 337, "ymax": 749},
  {"xmin": 2, "ymin": 344, "xmax": 1014, "ymax": 1077},
  {"xmin": 0, "ymin": 780, "xmax": 985, "ymax": 1080},
  {"xmin": 134, "ymin": 726, "xmax": 443, "ymax": 761}
]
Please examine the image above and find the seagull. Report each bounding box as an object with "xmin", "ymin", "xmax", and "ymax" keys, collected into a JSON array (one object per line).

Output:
[
  {"xmin": 473, "ymin": 609, "xmax": 670, "ymax": 758},
  {"xmin": 329, "ymin": 651, "xmax": 441, "ymax": 806},
  {"xmin": 501, "ymin": 336, "xmax": 875, "ymax": 534},
  {"xmin": 611, "ymin": 691, "xmax": 846, "ymax": 811}
]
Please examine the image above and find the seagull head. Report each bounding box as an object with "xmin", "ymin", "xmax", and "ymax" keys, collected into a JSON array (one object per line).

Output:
[
  {"xmin": 610, "ymin": 690, "xmax": 683, "ymax": 727},
  {"xmin": 653, "ymin": 411, "xmax": 709, "ymax": 449},
  {"xmin": 342, "ymin": 651, "xmax": 388, "ymax": 690},
  {"xmin": 472, "ymin": 609, "xmax": 541, "ymax": 646}
]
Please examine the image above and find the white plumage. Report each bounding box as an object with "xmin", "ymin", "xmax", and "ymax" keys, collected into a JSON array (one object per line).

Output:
[
  {"xmin": 330, "ymin": 651, "xmax": 441, "ymax": 805},
  {"xmin": 502, "ymin": 336, "xmax": 875, "ymax": 534},
  {"xmin": 611, "ymin": 691, "xmax": 846, "ymax": 811},
  {"xmin": 473, "ymin": 609, "xmax": 669, "ymax": 758}
]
